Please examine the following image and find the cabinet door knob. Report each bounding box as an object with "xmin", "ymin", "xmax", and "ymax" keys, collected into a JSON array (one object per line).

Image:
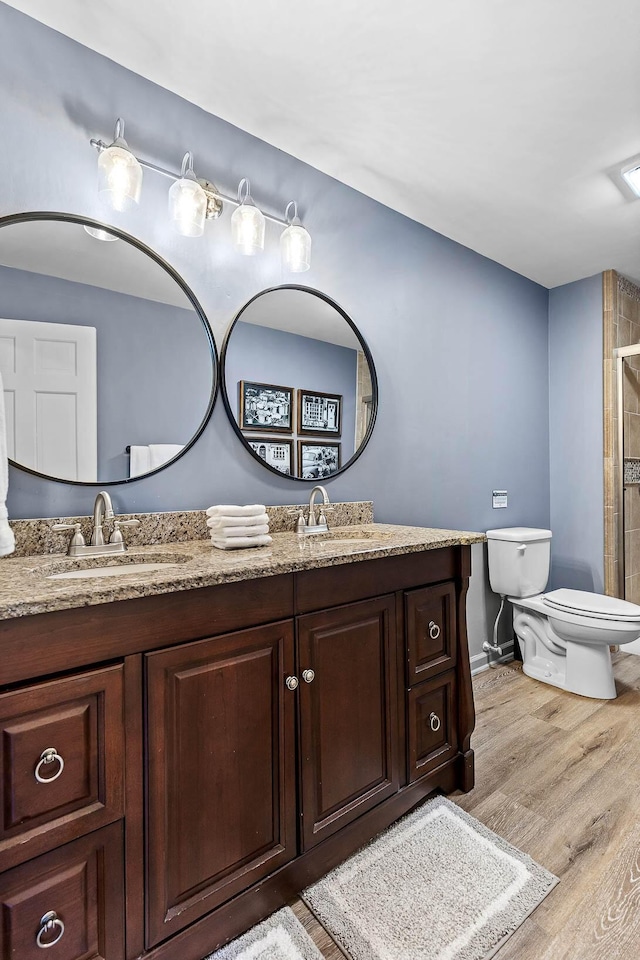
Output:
[
  {"xmin": 34, "ymin": 748, "xmax": 65, "ymax": 784},
  {"xmin": 428, "ymin": 620, "xmax": 441, "ymax": 640},
  {"xmin": 285, "ymin": 676, "xmax": 299, "ymax": 691},
  {"xmin": 429, "ymin": 712, "xmax": 441, "ymax": 732},
  {"xmin": 36, "ymin": 911, "xmax": 65, "ymax": 948},
  {"xmin": 302, "ymin": 669, "xmax": 315, "ymax": 683}
]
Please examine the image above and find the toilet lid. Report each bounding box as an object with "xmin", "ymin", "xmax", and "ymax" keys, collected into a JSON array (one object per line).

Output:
[{"xmin": 543, "ymin": 589, "xmax": 640, "ymax": 622}]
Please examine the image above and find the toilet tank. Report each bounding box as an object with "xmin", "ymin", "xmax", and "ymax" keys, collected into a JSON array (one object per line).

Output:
[{"xmin": 486, "ymin": 527, "xmax": 552, "ymax": 598}]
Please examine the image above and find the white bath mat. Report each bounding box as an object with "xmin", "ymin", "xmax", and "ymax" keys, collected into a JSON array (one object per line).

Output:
[
  {"xmin": 206, "ymin": 906, "xmax": 324, "ymax": 960},
  {"xmin": 303, "ymin": 795, "xmax": 558, "ymax": 960}
]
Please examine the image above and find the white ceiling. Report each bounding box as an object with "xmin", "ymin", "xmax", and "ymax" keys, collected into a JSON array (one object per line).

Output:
[{"xmin": 5, "ymin": 0, "xmax": 640, "ymax": 288}]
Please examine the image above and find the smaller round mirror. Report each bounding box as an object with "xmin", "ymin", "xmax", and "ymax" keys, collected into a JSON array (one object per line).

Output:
[{"xmin": 221, "ymin": 286, "xmax": 377, "ymax": 481}]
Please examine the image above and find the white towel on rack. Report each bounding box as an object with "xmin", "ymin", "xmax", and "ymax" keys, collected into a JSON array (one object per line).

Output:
[
  {"xmin": 149, "ymin": 444, "xmax": 183, "ymax": 469},
  {"xmin": 206, "ymin": 504, "xmax": 266, "ymax": 518},
  {"xmin": 211, "ymin": 534, "xmax": 272, "ymax": 551},
  {"xmin": 129, "ymin": 446, "xmax": 151, "ymax": 477},
  {"xmin": 0, "ymin": 371, "xmax": 15, "ymax": 557},
  {"xmin": 129, "ymin": 444, "xmax": 183, "ymax": 477}
]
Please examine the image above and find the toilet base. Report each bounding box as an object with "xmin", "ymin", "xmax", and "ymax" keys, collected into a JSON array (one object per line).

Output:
[
  {"xmin": 513, "ymin": 607, "xmax": 617, "ymax": 700},
  {"xmin": 521, "ymin": 643, "xmax": 616, "ymax": 699}
]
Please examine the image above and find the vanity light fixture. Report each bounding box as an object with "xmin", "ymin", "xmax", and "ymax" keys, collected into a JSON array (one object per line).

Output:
[
  {"xmin": 90, "ymin": 119, "xmax": 312, "ymax": 269},
  {"xmin": 168, "ymin": 152, "xmax": 207, "ymax": 237},
  {"xmin": 281, "ymin": 201, "xmax": 312, "ymax": 273},
  {"xmin": 231, "ymin": 179, "xmax": 265, "ymax": 255},
  {"xmin": 97, "ymin": 118, "xmax": 143, "ymax": 213}
]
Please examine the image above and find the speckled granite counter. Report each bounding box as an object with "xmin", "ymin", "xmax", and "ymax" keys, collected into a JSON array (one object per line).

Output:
[{"xmin": 0, "ymin": 524, "xmax": 485, "ymax": 621}]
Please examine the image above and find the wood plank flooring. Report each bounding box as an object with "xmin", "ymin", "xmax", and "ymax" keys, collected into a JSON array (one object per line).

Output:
[{"xmin": 287, "ymin": 652, "xmax": 640, "ymax": 959}]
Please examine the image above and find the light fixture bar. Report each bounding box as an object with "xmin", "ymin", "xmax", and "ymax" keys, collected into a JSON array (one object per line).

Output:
[{"xmin": 89, "ymin": 138, "xmax": 289, "ymax": 227}]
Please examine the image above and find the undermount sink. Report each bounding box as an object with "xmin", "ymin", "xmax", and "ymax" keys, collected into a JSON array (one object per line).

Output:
[
  {"xmin": 34, "ymin": 553, "xmax": 191, "ymax": 581},
  {"xmin": 305, "ymin": 529, "xmax": 392, "ymax": 548}
]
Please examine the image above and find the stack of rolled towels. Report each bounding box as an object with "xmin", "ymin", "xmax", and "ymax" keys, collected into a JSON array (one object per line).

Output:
[{"xmin": 206, "ymin": 504, "xmax": 272, "ymax": 550}]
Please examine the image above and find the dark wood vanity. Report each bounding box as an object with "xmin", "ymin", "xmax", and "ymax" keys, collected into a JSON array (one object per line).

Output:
[{"xmin": 0, "ymin": 543, "xmax": 475, "ymax": 960}]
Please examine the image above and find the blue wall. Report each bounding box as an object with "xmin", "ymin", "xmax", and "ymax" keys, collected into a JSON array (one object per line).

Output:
[
  {"xmin": 548, "ymin": 274, "xmax": 604, "ymax": 591},
  {"xmin": 0, "ymin": 263, "xmax": 212, "ymax": 480},
  {"xmin": 0, "ymin": 2, "xmax": 550, "ymax": 541},
  {"xmin": 225, "ymin": 321, "xmax": 358, "ymax": 464}
]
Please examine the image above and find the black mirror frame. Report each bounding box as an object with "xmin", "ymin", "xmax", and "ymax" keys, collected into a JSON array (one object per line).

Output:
[
  {"xmin": 220, "ymin": 284, "xmax": 378, "ymax": 483},
  {"xmin": 0, "ymin": 210, "xmax": 219, "ymax": 486}
]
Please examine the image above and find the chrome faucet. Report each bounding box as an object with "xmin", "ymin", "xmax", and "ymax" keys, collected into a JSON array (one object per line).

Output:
[
  {"xmin": 298, "ymin": 485, "xmax": 331, "ymax": 535},
  {"xmin": 52, "ymin": 491, "xmax": 140, "ymax": 557}
]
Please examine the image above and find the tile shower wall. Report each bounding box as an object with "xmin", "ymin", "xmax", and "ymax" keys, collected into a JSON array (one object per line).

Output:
[
  {"xmin": 602, "ymin": 272, "xmax": 640, "ymax": 597},
  {"xmin": 616, "ymin": 278, "xmax": 640, "ymax": 602}
]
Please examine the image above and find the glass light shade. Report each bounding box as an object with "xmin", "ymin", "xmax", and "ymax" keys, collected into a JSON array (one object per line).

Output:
[
  {"xmin": 98, "ymin": 144, "xmax": 142, "ymax": 212},
  {"xmin": 83, "ymin": 225, "xmax": 118, "ymax": 242},
  {"xmin": 231, "ymin": 201, "xmax": 265, "ymax": 255},
  {"xmin": 168, "ymin": 177, "xmax": 207, "ymax": 237},
  {"xmin": 281, "ymin": 221, "xmax": 312, "ymax": 272}
]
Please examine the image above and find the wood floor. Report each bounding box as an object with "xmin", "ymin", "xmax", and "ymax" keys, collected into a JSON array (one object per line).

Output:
[{"xmin": 288, "ymin": 652, "xmax": 640, "ymax": 959}]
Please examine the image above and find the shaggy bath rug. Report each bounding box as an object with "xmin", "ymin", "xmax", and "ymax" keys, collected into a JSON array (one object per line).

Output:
[
  {"xmin": 303, "ymin": 795, "xmax": 558, "ymax": 960},
  {"xmin": 207, "ymin": 906, "xmax": 324, "ymax": 960}
]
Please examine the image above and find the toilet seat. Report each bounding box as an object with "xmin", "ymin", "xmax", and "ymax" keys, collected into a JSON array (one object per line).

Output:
[{"xmin": 543, "ymin": 589, "xmax": 640, "ymax": 622}]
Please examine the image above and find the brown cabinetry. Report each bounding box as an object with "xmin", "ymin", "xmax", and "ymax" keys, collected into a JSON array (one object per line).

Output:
[
  {"xmin": 0, "ymin": 821, "xmax": 124, "ymax": 960},
  {"xmin": 298, "ymin": 596, "xmax": 399, "ymax": 849},
  {"xmin": 0, "ymin": 543, "xmax": 475, "ymax": 960},
  {"xmin": 405, "ymin": 582, "xmax": 456, "ymax": 684},
  {"xmin": 145, "ymin": 621, "xmax": 297, "ymax": 947},
  {"xmin": 0, "ymin": 665, "xmax": 124, "ymax": 871}
]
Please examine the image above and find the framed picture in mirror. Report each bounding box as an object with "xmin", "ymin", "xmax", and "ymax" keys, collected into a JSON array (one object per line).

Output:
[
  {"xmin": 298, "ymin": 441, "xmax": 341, "ymax": 480},
  {"xmin": 297, "ymin": 389, "xmax": 342, "ymax": 436},
  {"xmin": 239, "ymin": 381, "xmax": 293, "ymax": 433},
  {"xmin": 246, "ymin": 438, "xmax": 293, "ymax": 475}
]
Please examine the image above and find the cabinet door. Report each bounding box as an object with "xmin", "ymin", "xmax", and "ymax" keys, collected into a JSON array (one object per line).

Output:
[
  {"xmin": 145, "ymin": 621, "xmax": 296, "ymax": 947},
  {"xmin": 298, "ymin": 596, "xmax": 399, "ymax": 850},
  {"xmin": 405, "ymin": 582, "xmax": 457, "ymax": 684},
  {"xmin": 0, "ymin": 821, "xmax": 124, "ymax": 960}
]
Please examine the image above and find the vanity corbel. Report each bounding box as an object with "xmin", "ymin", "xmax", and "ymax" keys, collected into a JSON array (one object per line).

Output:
[{"xmin": 0, "ymin": 535, "xmax": 478, "ymax": 960}]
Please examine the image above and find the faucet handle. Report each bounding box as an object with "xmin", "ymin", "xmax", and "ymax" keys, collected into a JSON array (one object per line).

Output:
[
  {"xmin": 109, "ymin": 518, "xmax": 140, "ymax": 545},
  {"xmin": 52, "ymin": 523, "xmax": 85, "ymax": 550}
]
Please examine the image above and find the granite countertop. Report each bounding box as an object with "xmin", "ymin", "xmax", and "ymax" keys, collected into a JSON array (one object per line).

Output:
[{"xmin": 0, "ymin": 523, "xmax": 485, "ymax": 621}]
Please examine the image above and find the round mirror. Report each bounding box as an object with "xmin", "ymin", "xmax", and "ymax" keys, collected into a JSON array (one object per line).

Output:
[
  {"xmin": 221, "ymin": 286, "xmax": 377, "ymax": 481},
  {"xmin": 0, "ymin": 212, "xmax": 217, "ymax": 484}
]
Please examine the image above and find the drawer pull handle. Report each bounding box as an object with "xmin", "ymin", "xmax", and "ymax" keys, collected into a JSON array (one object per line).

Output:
[
  {"xmin": 429, "ymin": 712, "xmax": 441, "ymax": 732},
  {"xmin": 34, "ymin": 748, "xmax": 65, "ymax": 784},
  {"xmin": 302, "ymin": 669, "xmax": 315, "ymax": 683},
  {"xmin": 36, "ymin": 911, "xmax": 65, "ymax": 949},
  {"xmin": 285, "ymin": 676, "xmax": 299, "ymax": 691},
  {"xmin": 428, "ymin": 620, "xmax": 441, "ymax": 641}
]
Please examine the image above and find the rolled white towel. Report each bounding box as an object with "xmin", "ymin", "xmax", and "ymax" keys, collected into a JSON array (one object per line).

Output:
[
  {"xmin": 210, "ymin": 524, "xmax": 270, "ymax": 539},
  {"xmin": 211, "ymin": 534, "xmax": 272, "ymax": 551},
  {"xmin": 206, "ymin": 513, "xmax": 269, "ymax": 529},
  {"xmin": 206, "ymin": 504, "xmax": 266, "ymax": 518}
]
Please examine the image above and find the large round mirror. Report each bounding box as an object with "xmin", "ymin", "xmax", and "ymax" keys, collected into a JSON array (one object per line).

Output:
[
  {"xmin": 0, "ymin": 212, "xmax": 217, "ymax": 484},
  {"xmin": 221, "ymin": 286, "xmax": 377, "ymax": 481}
]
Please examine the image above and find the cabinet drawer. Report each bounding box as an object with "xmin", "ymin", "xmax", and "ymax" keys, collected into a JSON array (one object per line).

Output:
[
  {"xmin": 407, "ymin": 671, "xmax": 458, "ymax": 783},
  {"xmin": 0, "ymin": 665, "xmax": 124, "ymax": 869},
  {"xmin": 0, "ymin": 821, "xmax": 124, "ymax": 960},
  {"xmin": 405, "ymin": 582, "xmax": 456, "ymax": 683}
]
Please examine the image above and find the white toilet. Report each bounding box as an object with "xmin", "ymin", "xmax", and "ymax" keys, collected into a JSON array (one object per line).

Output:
[{"xmin": 486, "ymin": 527, "xmax": 640, "ymax": 699}]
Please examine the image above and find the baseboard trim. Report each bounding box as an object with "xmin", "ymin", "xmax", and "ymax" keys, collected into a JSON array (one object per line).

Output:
[{"xmin": 470, "ymin": 641, "xmax": 515, "ymax": 676}]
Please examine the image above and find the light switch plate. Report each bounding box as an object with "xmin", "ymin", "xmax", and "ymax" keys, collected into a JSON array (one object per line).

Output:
[{"xmin": 492, "ymin": 490, "xmax": 508, "ymax": 509}]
